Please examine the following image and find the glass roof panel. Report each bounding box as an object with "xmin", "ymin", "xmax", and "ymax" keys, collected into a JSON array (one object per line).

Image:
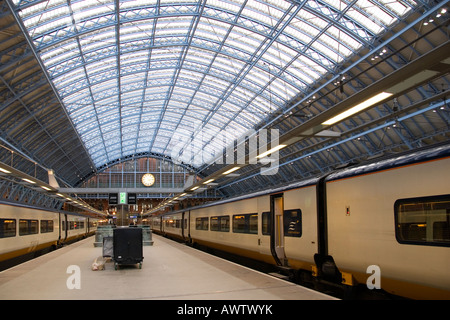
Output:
[{"xmin": 13, "ymin": 0, "xmax": 419, "ymax": 168}]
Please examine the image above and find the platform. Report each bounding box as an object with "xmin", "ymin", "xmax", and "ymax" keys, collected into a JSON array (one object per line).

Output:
[{"xmin": 0, "ymin": 234, "xmax": 337, "ymax": 300}]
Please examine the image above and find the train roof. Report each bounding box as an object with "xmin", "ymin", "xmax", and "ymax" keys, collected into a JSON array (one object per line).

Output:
[
  {"xmin": 156, "ymin": 143, "xmax": 450, "ymax": 216},
  {"xmin": 0, "ymin": 199, "xmax": 100, "ymax": 219},
  {"xmin": 326, "ymin": 142, "xmax": 450, "ymax": 182}
]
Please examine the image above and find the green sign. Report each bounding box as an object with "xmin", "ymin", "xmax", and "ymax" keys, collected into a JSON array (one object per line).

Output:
[{"xmin": 119, "ymin": 192, "xmax": 127, "ymax": 204}]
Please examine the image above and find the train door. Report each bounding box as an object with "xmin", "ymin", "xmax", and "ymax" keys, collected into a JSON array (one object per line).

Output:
[
  {"xmin": 58, "ymin": 213, "xmax": 62, "ymax": 245},
  {"xmin": 181, "ymin": 212, "xmax": 186, "ymax": 241},
  {"xmin": 187, "ymin": 210, "xmax": 191, "ymax": 244},
  {"xmin": 270, "ymin": 193, "xmax": 287, "ymax": 266},
  {"xmin": 62, "ymin": 214, "xmax": 68, "ymax": 242}
]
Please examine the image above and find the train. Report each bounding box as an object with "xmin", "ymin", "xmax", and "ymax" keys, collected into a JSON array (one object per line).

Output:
[
  {"xmin": 0, "ymin": 204, "xmax": 101, "ymax": 270},
  {"xmin": 149, "ymin": 144, "xmax": 450, "ymax": 300}
]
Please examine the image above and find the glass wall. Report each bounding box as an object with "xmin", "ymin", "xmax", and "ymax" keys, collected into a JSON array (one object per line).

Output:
[{"xmin": 80, "ymin": 157, "xmax": 192, "ymax": 189}]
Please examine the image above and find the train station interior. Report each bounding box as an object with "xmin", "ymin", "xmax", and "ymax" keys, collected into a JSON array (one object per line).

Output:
[{"xmin": 0, "ymin": 0, "xmax": 449, "ymax": 301}]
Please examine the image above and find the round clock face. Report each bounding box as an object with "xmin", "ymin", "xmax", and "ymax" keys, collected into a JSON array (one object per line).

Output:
[{"xmin": 141, "ymin": 173, "xmax": 155, "ymax": 187}]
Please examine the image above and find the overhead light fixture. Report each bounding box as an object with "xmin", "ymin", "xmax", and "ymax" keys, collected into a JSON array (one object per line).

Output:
[
  {"xmin": 21, "ymin": 178, "xmax": 36, "ymax": 184},
  {"xmin": 255, "ymin": 144, "xmax": 287, "ymax": 159},
  {"xmin": 190, "ymin": 186, "xmax": 200, "ymax": 191},
  {"xmin": 203, "ymin": 179, "xmax": 215, "ymax": 184},
  {"xmin": 40, "ymin": 185, "xmax": 51, "ymax": 191},
  {"xmin": 0, "ymin": 167, "xmax": 11, "ymax": 174},
  {"xmin": 322, "ymin": 92, "xmax": 393, "ymax": 125},
  {"xmin": 222, "ymin": 167, "xmax": 241, "ymax": 175}
]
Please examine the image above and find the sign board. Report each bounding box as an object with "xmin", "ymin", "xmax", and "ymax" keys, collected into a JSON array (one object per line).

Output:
[
  {"xmin": 128, "ymin": 193, "xmax": 137, "ymax": 205},
  {"xmin": 109, "ymin": 193, "xmax": 118, "ymax": 205},
  {"xmin": 119, "ymin": 192, "xmax": 127, "ymax": 204}
]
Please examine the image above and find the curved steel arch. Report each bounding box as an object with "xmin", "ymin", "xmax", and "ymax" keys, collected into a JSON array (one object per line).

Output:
[{"xmin": 6, "ymin": 0, "xmax": 426, "ymax": 181}]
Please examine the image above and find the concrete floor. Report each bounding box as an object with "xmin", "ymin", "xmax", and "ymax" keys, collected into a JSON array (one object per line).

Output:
[{"xmin": 0, "ymin": 234, "xmax": 337, "ymax": 300}]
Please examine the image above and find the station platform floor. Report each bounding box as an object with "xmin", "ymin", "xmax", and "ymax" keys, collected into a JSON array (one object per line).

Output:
[{"xmin": 0, "ymin": 234, "xmax": 337, "ymax": 300}]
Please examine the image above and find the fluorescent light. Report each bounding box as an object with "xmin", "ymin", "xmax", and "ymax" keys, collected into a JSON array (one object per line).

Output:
[
  {"xmin": 203, "ymin": 179, "xmax": 215, "ymax": 184},
  {"xmin": 0, "ymin": 167, "xmax": 11, "ymax": 174},
  {"xmin": 322, "ymin": 92, "xmax": 393, "ymax": 125},
  {"xmin": 222, "ymin": 167, "xmax": 240, "ymax": 175},
  {"xmin": 255, "ymin": 144, "xmax": 287, "ymax": 159},
  {"xmin": 40, "ymin": 186, "xmax": 52, "ymax": 191},
  {"xmin": 22, "ymin": 178, "xmax": 36, "ymax": 184},
  {"xmin": 190, "ymin": 186, "xmax": 200, "ymax": 191}
]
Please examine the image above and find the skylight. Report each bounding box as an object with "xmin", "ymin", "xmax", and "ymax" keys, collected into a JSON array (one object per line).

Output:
[{"xmin": 12, "ymin": 0, "xmax": 416, "ymax": 168}]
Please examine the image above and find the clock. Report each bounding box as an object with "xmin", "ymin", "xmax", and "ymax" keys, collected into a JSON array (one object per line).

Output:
[{"xmin": 141, "ymin": 173, "xmax": 155, "ymax": 187}]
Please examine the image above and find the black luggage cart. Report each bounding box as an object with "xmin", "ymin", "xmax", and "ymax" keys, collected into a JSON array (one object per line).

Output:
[{"xmin": 113, "ymin": 227, "xmax": 143, "ymax": 269}]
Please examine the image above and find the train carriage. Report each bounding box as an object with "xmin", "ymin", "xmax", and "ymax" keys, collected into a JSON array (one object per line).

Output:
[
  {"xmin": 325, "ymin": 151, "xmax": 450, "ymax": 299},
  {"xmin": 0, "ymin": 206, "xmax": 60, "ymax": 264},
  {"xmin": 152, "ymin": 144, "xmax": 450, "ymax": 299},
  {"xmin": 0, "ymin": 204, "xmax": 99, "ymax": 270}
]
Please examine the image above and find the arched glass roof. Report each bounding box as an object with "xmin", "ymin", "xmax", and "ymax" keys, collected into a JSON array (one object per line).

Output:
[{"xmin": 12, "ymin": 0, "xmax": 419, "ymax": 168}]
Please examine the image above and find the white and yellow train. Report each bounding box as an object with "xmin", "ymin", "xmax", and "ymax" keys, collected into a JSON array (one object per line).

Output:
[
  {"xmin": 0, "ymin": 204, "xmax": 99, "ymax": 270},
  {"xmin": 149, "ymin": 144, "xmax": 450, "ymax": 300}
]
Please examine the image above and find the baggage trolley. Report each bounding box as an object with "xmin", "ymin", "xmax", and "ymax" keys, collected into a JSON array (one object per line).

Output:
[{"xmin": 113, "ymin": 227, "xmax": 143, "ymax": 269}]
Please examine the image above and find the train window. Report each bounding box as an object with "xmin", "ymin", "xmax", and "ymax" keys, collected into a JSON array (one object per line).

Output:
[
  {"xmin": 284, "ymin": 209, "xmax": 302, "ymax": 237},
  {"xmin": 395, "ymin": 195, "xmax": 450, "ymax": 247},
  {"xmin": 220, "ymin": 216, "xmax": 230, "ymax": 232},
  {"xmin": 262, "ymin": 212, "xmax": 270, "ymax": 235},
  {"xmin": 249, "ymin": 215, "xmax": 258, "ymax": 233},
  {"xmin": 210, "ymin": 217, "xmax": 219, "ymax": 231},
  {"xmin": 210, "ymin": 216, "xmax": 230, "ymax": 232},
  {"xmin": 0, "ymin": 219, "xmax": 16, "ymax": 238},
  {"xmin": 40, "ymin": 220, "xmax": 54, "ymax": 233},
  {"xmin": 195, "ymin": 217, "xmax": 209, "ymax": 230},
  {"xmin": 233, "ymin": 214, "xmax": 258, "ymax": 234},
  {"xmin": 165, "ymin": 217, "xmax": 181, "ymax": 228},
  {"xmin": 19, "ymin": 219, "xmax": 39, "ymax": 236},
  {"xmin": 233, "ymin": 215, "xmax": 246, "ymax": 233}
]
